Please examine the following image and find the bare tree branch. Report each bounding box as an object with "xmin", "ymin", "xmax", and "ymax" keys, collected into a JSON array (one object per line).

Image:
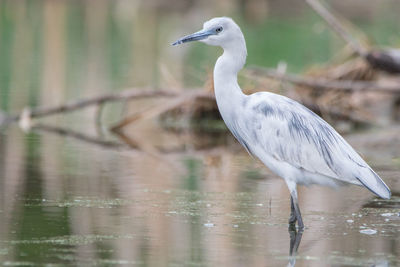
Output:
[
  {"xmin": 305, "ymin": 0, "xmax": 367, "ymax": 57},
  {"xmin": 305, "ymin": 0, "xmax": 400, "ymax": 74},
  {"xmin": 245, "ymin": 67, "xmax": 400, "ymax": 93}
]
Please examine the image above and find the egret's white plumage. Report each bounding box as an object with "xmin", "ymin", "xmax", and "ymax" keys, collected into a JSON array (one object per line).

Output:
[{"xmin": 173, "ymin": 17, "xmax": 391, "ymax": 228}]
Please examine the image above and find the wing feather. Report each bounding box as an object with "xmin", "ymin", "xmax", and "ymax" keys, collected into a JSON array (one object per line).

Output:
[{"xmin": 230, "ymin": 92, "xmax": 390, "ymax": 198}]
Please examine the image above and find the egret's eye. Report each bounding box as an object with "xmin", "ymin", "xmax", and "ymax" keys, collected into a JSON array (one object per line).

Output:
[{"xmin": 215, "ymin": 27, "xmax": 223, "ymax": 33}]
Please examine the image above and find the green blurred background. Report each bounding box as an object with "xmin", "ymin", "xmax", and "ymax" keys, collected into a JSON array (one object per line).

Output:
[{"xmin": 0, "ymin": 0, "xmax": 399, "ymax": 114}]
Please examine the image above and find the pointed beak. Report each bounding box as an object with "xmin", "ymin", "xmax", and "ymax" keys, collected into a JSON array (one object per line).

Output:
[{"xmin": 172, "ymin": 29, "xmax": 214, "ymax": 46}]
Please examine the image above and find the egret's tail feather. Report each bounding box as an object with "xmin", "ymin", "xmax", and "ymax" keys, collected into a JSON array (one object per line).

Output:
[{"xmin": 356, "ymin": 170, "xmax": 391, "ymax": 199}]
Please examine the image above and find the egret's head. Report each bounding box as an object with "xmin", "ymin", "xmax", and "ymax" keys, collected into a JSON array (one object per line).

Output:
[{"xmin": 172, "ymin": 17, "xmax": 244, "ymax": 49}]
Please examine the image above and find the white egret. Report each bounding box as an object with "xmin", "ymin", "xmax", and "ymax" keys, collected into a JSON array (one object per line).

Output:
[{"xmin": 173, "ymin": 17, "xmax": 391, "ymax": 229}]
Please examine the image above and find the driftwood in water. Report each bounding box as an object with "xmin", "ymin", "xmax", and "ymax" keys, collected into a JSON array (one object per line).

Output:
[
  {"xmin": 5, "ymin": 88, "xmax": 178, "ymax": 124},
  {"xmin": 2, "ymin": 68, "xmax": 400, "ymax": 132},
  {"xmin": 111, "ymin": 91, "xmax": 212, "ymax": 132}
]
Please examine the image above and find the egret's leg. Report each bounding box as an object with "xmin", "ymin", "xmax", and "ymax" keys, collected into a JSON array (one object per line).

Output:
[
  {"xmin": 288, "ymin": 226, "xmax": 303, "ymax": 267},
  {"xmin": 289, "ymin": 228, "xmax": 303, "ymax": 255},
  {"xmin": 291, "ymin": 195, "xmax": 304, "ymax": 230},
  {"xmin": 289, "ymin": 196, "xmax": 297, "ymax": 224},
  {"xmin": 285, "ymin": 180, "xmax": 304, "ymax": 229}
]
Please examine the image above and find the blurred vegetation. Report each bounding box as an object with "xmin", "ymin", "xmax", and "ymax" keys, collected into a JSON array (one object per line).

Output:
[
  {"xmin": 186, "ymin": 14, "xmax": 334, "ymax": 81},
  {"xmin": 0, "ymin": 0, "xmax": 399, "ymax": 113}
]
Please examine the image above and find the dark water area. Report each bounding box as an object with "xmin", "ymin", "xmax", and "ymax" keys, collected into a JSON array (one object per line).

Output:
[{"xmin": 0, "ymin": 125, "xmax": 399, "ymax": 266}]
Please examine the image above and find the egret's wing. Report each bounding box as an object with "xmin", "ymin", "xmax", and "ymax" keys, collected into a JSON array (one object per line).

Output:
[{"xmin": 232, "ymin": 92, "xmax": 390, "ymax": 198}]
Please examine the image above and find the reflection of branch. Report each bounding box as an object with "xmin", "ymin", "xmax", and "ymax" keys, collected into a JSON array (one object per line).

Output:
[
  {"xmin": 288, "ymin": 228, "xmax": 303, "ymax": 267},
  {"xmin": 32, "ymin": 123, "xmax": 134, "ymax": 149},
  {"xmin": 32, "ymin": 123, "xmax": 231, "ymax": 158},
  {"xmin": 245, "ymin": 67, "xmax": 400, "ymax": 93},
  {"xmin": 7, "ymin": 89, "xmax": 179, "ymax": 122},
  {"xmin": 305, "ymin": 0, "xmax": 367, "ymax": 57}
]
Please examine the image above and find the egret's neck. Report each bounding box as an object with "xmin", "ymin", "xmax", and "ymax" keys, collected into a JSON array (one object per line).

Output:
[{"xmin": 213, "ymin": 38, "xmax": 247, "ymax": 106}]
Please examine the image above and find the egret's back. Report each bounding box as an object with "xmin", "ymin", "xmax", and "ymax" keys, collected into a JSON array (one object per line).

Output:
[{"xmin": 226, "ymin": 92, "xmax": 391, "ymax": 199}]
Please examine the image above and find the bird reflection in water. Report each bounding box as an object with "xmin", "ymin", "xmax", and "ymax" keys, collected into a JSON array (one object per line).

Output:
[{"xmin": 288, "ymin": 226, "xmax": 303, "ymax": 266}]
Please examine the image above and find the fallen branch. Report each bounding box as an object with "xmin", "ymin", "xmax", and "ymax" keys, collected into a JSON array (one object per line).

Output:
[
  {"xmin": 111, "ymin": 91, "xmax": 213, "ymax": 132},
  {"xmin": 245, "ymin": 67, "xmax": 400, "ymax": 93},
  {"xmin": 1, "ymin": 76, "xmax": 387, "ymax": 132},
  {"xmin": 5, "ymin": 88, "xmax": 179, "ymax": 123}
]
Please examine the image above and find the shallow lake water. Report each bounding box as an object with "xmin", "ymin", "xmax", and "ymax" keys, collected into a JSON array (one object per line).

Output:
[
  {"xmin": 1, "ymin": 1, "xmax": 400, "ymax": 266},
  {"xmin": 0, "ymin": 123, "xmax": 399, "ymax": 266}
]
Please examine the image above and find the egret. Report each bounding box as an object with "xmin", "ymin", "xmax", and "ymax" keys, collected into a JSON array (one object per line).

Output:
[{"xmin": 173, "ymin": 17, "xmax": 391, "ymax": 229}]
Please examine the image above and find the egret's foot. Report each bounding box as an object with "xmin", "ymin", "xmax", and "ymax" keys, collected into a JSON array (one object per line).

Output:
[
  {"xmin": 288, "ymin": 226, "xmax": 303, "ymax": 256},
  {"xmin": 297, "ymin": 218, "xmax": 304, "ymax": 231},
  {"xmin": 288, "ymin": 222, "xmax": 297, "ymax": 232},
  {"xmin": 288, "ymin": 207, "xmax": 304, "ymax": 230},
  {"xmin": 287, "ymin": 223, "xmax": 304, "ymax": 267},
  {"xmin": 288, "ymin": 220, "xmax": 304, "ymax": 232},
  {"xmin": 289, "ymin": 213, "xmax": 297, "ymax": 224},
  {"xmin": 288, "ymin": 190, "xmax": 304, "ymax": 230},
  {"xmin": 288, "ymin": 214, "xmax": 297, "ymax": 231}
]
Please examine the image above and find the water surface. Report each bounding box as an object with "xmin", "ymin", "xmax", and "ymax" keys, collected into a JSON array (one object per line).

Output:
[{"xmin": 0, "ymin": 124, "xmax": 399, "ymax": 266}]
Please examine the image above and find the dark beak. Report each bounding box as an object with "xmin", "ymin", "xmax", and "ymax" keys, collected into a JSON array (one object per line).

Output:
[{"xmin": 172, "ymin": 29, "xmax": 214, "ymax": 46}]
